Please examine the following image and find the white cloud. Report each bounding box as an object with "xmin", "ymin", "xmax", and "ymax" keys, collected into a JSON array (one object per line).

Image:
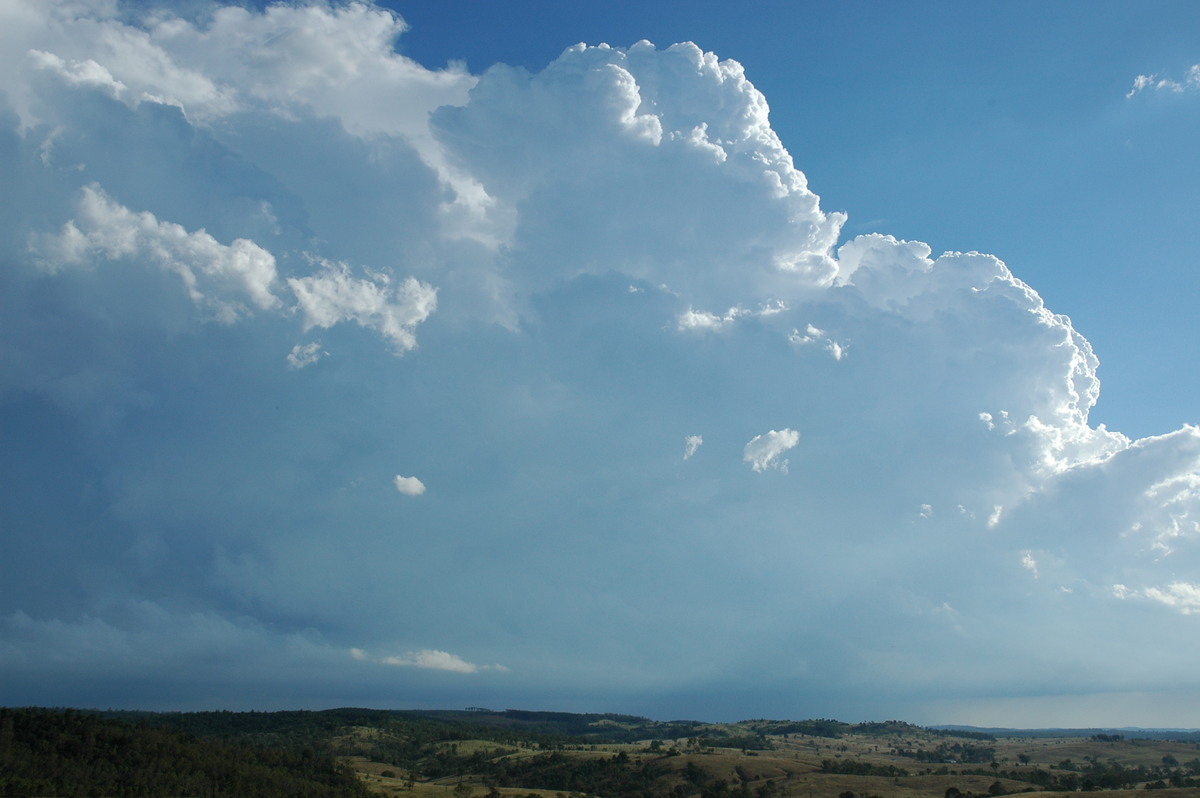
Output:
[
  {"xmin": 678, "ymin": 302, "xmax": 791, "ymax": 333},
  {"xmin": 1115, "ymin": 582, "xmax": 1200, "ymax": 615},
  {"xmin": 431, "ymin": 39, "xmax": 845, "ymax": 312},
  {"xmin": 677, "ymin": 306, "xmax": 745, "ymax": 331},
  {"xmin": 30, "ymin": 186, "xmax": 438, "ymax": 353},
  {"xmin": 287, "ymin": 341, "xmax": 326, "ymax": 370},
  {"xmin": 33, "ymin": 184, "xmax": 281, "ymax": 322},
  {"xmin": 743, "ymin": 429, "xmax": 800, "ymax": 473},
  {"xmin": 354, "ymin": 648, "xmax": 507, "ymax": 673},
  {"xmin": 789, "ymin": 323, "xmax": 846, "ymax": 360},
  {"xmin": 393, "ymin": 475, "xmax": 426, "ymax": 496},
  {"xmin": 1127, "ymin": 64, "xmax": 1200, "ymax": 97},
  {"xmin": 7, "ymin": 0, "xmax": 1200, "ymax": 723},
  {"xmin": 288, "ymin": 260, "xmax": 437, "ymax": 354},
  {"xmin": 28, "ymin": 49, "xmax": 128, "ymax": 100}
]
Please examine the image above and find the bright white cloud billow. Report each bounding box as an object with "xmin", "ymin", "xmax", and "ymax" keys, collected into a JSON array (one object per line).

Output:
[
  {"xmin": 393, "ymin": 474, "xmax": 426, "ymax": 496},
  {"xmin": 3, "ymin": 0, "xmax": 1200, "ymax": 727},
  {"xmin": 289, "ymin": 260, "xmax": 437, "ymax": 354},
  {"xmin": 34, "ymin": 184, "xmax": 281, "ymax": 322},
  {"xmin": 743, "ymin": 429, "xmax": 800, "ymax": 473}
]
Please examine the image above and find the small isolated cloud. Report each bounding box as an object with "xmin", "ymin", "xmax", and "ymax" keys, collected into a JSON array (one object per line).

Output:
[
  {"xmin": 1021, "ymin": 550, "xmax": 1039, "ymax": 578},
  {"xmin": 352, "ymin": 647, "xmax": 508, "ymax": 673},
  {"xmin": 683, "ymin": 434, "xmax": 703, "ymax": 460},
  {"xmin": 743, "ymin": 428, "xmax": 800, "ymax": 473},
  {"xmin": 393, "ymin": 475, "xmax": 426, "ymax": 496},
  {"xmin": 919, "ymin": 504, "xmax": 933, "ymax": 519},
  {"xmin": 1127, "ymin": 64, "xmax": 1200, "ymax": 97},
  {"xmin": 287, "ymin": 341, "xmax": 326, "ymax": 369}
]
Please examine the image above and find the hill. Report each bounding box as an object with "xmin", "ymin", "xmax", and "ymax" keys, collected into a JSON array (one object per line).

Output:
[
  {"xmin": 5, "ymin": 707, "xmax": 1200, "ymax": 798},
  {"xmin": 0, "ymin": 706, "xmax": 366, "ymax": 797}
]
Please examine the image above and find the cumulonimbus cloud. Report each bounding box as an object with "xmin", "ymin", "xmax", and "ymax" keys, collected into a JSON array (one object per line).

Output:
[{"xmin": 4, "ymin": 0, "xmax": 1200, "ymax": 723}]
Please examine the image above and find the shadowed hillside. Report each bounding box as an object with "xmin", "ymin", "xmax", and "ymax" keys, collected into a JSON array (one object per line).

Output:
[{"xmin": 5, "ymin": 707, "xmax": 1200, "ymax": 798}]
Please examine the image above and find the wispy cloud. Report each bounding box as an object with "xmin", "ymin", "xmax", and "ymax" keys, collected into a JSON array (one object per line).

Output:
[
  {"xmin": 1127, "ymin": 64, "xmax": 1200, "ymax": 97},
  {"xmin": 1114, "ymin": 582, "xmax": 1200, "ymax": 615},
  {"xmin": 351, "ymin": 648, "xmax": 508, "ymax": 673},
  {"xmin": 789, "ymin": 323, "xmax": 847, "ymax": 360}
]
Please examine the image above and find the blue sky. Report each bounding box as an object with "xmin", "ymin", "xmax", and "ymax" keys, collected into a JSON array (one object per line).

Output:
[{"xmin": 2, "ymin": 0, "xmax": 1200, "ymax": 728}]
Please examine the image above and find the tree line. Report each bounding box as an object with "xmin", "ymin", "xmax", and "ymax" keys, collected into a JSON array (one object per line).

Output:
[{"xmin": 0, "ymin": 707, "xmax": 367, "ymax": 798}]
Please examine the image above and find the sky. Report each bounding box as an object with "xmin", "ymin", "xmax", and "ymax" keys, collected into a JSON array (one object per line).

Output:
[{"xmin": 1, "ymin": 0, "xmax": 1199, "ymax": 729}]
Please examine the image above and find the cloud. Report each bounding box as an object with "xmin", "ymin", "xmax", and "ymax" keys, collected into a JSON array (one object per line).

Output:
[
  {"xmin": 28, "ymin": 50, "xmax": 129, "ymax": 101},
  {"xmin": 1114, "ymin": 582, "xmax": 1200, "ymax": 615},
  {"xmin": 352, "ymin": 648, "xmax": 507, "ymax": 674},
  {"xmin": 28, "ymin": 185, "xmax": 437, "ymax": 351},
  {"xmin": 677, "ymin": 306, "xmax": 746, "ymax": 331},
  {"xmin": 33, "ymin": 183, "xmax": 281, "ymax": 322},
  {"xmin": 789, "ymin": 323, "xmax": 846, "ymax": 360},
  {"xmin": 287, "ymin": 341, "xmax": 326, "ymax": 370},
  {"xmin": 1127, "ymin": 64, "xmax": 1200, "ymax": 97},
  {"xmin": 393, "ymin": 475, "xmax": 426, "ymax": 496},
  {"xmin": 289, "ymin": 259, "xmax": 437, "ymax": 355},
  {"xmin": 5, "ymin": 0, "xmax": 1200, "ymax": 726},
  {"xmin": 431, "ymin": 39, "xmax": 845, "ymax": 313},
  {"xmin": 743, "ymin": 429, "xmax": 800, "ymax": 473},
  {"xmin": 677, "ymin": 302, "xmax": 788, "ymax": 333}
]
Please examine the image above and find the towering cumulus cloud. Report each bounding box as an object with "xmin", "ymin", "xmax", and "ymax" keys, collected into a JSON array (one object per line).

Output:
[{"xmin": 1, "ymin": 0, "xmax": 1198, "ymax": 724}]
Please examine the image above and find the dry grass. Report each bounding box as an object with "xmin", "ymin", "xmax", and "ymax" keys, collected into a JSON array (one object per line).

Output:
[{"xmin": 346, "ymin": 729, "xmax": 1200, "ymax": 798}]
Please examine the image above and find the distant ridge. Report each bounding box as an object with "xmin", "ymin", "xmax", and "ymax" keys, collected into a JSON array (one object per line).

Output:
[{"xmin": 933, "ymin": 724, "xmax": 1200, "ymax": 740}]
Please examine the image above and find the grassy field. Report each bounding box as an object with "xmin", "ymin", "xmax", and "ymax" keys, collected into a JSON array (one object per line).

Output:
[{"xmin": 342, "ymin": 723, "xmax": 1200, "ymax": 798}]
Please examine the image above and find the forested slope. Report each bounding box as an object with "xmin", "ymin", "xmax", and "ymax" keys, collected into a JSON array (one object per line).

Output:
[{"xmin": 0, "ymin": 707, "xmax": 367, "ymax": 798}]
